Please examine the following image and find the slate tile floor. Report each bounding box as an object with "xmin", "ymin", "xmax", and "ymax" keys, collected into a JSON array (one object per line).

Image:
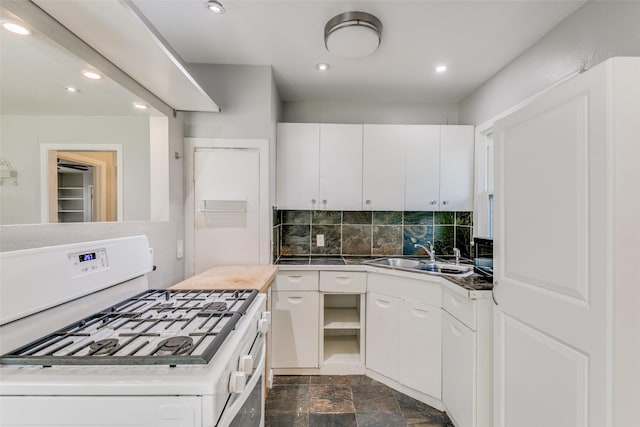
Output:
[{"xmin": 266, "ymin": 375, "xmax": 454, "ymax": 427}]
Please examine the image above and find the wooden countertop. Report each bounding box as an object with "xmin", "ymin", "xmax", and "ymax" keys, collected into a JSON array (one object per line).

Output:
[{"xmin": 169, "ymin": 265, "xmax": 278, "ymax": 294}]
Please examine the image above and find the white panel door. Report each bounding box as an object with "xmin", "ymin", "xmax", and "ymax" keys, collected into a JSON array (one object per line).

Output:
[
  {"xmin": 193, "ymin": 148, "xmax": 260, "ymax": 273},
  {"xmin": 319, "ymin": 124, "xmax": 363, "ymax": 210},
  {"xmin": 271, "ymin": 291, "xmax": 320, "ymax": 369},
  {"xmin": 276, "ymin": 123, "xmax": 320, "ymax": 209},
  {"xmin": 440, "ymin": 126, "xmax": 474, "ymax": 211},
  {"xmin": 399, "ymin": 300, "xmax": 441, "ymax": 399},
  {"xmin": 405, "ymin": 125, "xmax": 440, "ymax": 210},
  {"xmin": 365, "ymin": 291, "xmax": 401, "ymax": 379},
  {"xmin": 493, "ymin": 64, "xmax": 608, "ymax": 427},
  {"xmin": 362, "ymin": 125, "xmax": 405, "ymax": 210}
]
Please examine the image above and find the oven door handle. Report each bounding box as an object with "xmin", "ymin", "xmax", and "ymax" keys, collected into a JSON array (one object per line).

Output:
[{"xmin": 216, "ymin": 337, "xmax": 265, "ymax": 427}]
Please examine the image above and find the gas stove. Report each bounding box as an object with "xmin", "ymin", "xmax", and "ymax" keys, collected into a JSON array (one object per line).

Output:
[{"xmin": 0, "ymin": 289, "xmax": 258, "ymax": 367}]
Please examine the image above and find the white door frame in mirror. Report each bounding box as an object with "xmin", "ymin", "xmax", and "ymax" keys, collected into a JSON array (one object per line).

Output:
[{"xmin": 40, "ymin": 143, "xmax": 123, "ymax": 223}]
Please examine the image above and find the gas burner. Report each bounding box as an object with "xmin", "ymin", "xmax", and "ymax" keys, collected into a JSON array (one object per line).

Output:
[
  {"xmin": 155, "ymin": 336, "xmax": 194, "ymax": 355},
  {"xmin": 201, "ymin": 302, "xmax": 227, "ymax": 313},
  {"xmin": 89, "ymin": 339, "xmax": 119, "ymax": 356}
]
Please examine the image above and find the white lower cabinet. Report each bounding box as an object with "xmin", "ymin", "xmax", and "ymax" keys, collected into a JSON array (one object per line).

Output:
[
  {"xmin": 271, "ymin": 290, "xmax": 319, "ymax": 369},
  {"xmin": 442, "ymin": 311, "xmax": 474, "ymax": 427},
  {"xmin": 441, "ymin": 287, "xmax": 493, "ymax": 427},
  {"xmin": 366, "ymin": 273, "xmax": 442, "ymax": 400}
]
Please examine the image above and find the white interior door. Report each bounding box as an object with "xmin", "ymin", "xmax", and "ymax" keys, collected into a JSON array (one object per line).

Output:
[
  {"xmin": 493, "ymin": 64, "xmax": 608, "ymax": 427},
  {"xmin": 193, "ymin": 148, "xmax": 260, "ymax": 273}
]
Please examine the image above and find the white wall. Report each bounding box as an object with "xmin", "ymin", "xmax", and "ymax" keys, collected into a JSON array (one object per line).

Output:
[
  {"xmin": 0, "ymin": 115, "xmax": 151, "ymax": 224},
  {"xmin": 282, "ymin": 101, "xmax": 459, "ymax": 125},
  {"xmin": 0, "ymin": 112, "xmax": 186, "ymax": 289},
  {"xmin": 460, "ymin": 1, "xmax": 640, "ymax": 125}
]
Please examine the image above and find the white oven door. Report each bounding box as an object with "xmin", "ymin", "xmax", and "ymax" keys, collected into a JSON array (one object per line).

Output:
[{"xmin": 217, "ymin": 332, "xmax": 265, "ymax": 427}]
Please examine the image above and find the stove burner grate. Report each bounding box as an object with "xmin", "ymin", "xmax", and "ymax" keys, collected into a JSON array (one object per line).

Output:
[{"xmin": 0, "ymin": 288, "xmax": 258, "ymax": 367}]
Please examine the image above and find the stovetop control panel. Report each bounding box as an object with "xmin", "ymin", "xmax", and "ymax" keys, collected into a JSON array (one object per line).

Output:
[{"xmin": 67, "ymin": 247, "xmax": 108, "ymax": 277}]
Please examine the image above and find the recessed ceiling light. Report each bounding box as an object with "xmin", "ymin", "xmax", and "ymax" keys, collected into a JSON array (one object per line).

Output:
[
  {"xmin": 2, "ymin": 21, "xmax": 30, "ymax": 36},
  {"xmin": 316, "ymin": 63, "xmax": 330, "ymax": 71},
  {"xmin": 435, "ymin": 65, "xmax": 448, "ymax": 73},
  {"xmin": 133, "ymin": 102, "xmax": 148, "ymax": 110},
  {"xmin": 206, "ymin": 1, "xmax": 225, "ymax": 13},
  {"xmin": 65, "ymin": 87, "xmax": 78, "ymax": 93},
  {"xmin": 82, "ymin": 71, "xmax": 102, "ymax": 80}
]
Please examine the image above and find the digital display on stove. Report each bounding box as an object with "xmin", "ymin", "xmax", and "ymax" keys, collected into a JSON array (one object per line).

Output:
[{"xmin": 78, "ymin": 252, "xmax": 97, "ymax": 263}]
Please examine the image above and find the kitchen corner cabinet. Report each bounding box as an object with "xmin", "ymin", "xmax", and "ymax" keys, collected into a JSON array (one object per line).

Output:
[
  {"xmin": 319, "ymin": 271, "xmax": 366, "ymax": 374},
  {"xmin": 441, "ymin": 287, "xmax": 493, "ymax": 427},
  {"xmin": 271, "ymin": 271, "xmax": 319, "ymax": 369},
  {"xmin": 276, "ymin": 123, "xmax": 362, "ymax": 210},
  {"xmin": 366, "ymin": 273, "xmax": 442, "ymax": 400}
]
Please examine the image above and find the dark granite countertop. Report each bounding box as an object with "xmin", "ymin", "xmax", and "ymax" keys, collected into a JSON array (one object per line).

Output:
[{"xmin": 274, "ymin": 255, "xmax": 493, "ymax": 292}]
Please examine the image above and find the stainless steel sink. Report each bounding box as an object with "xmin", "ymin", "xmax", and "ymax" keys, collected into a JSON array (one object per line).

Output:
[{"xmin": 364, "ymin": 257, "xmax": 473, "ymax": 277}]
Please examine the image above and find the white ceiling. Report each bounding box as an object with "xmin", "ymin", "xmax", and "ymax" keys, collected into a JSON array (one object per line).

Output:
[{"xmin": 131, "ymin": 0, "xmax": 585, "ymax": 104}]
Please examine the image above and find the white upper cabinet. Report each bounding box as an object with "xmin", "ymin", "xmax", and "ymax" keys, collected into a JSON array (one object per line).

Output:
[
  {"xmin": 405, "ymin": 125, "xmax": 441, "ymax": 210},
  {"xmin": 362, "ymin": 125, "xmax": 406, "ymax": 210},
  {"xmin": 276, "ymin": 123, "xmax": 320, "ymax": 210},
  {"xmin": 319, "ymin": 124, "xmax": 363, "ymax": 210},
  {"xmin": 277, "ymin": 123, "xmax": 363, "ymax": 210},
  {"xmin": 440, "ymin": 126, "xmax": 474, "ymax": 211}
]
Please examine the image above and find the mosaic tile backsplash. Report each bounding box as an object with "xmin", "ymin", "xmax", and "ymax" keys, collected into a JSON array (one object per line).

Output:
[{"xmin": 273, "ymin": 209, "xmax": 473, "ymax": 261}]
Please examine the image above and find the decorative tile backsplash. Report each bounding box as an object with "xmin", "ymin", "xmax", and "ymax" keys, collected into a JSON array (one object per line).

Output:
[{"xmin": 273, "ymin": 209, "xmax": 473, "ymax": 261}]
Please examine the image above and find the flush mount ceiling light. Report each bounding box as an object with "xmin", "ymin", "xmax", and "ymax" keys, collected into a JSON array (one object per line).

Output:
[
  {"xmin": 324, "ymin": 11, "xmax": 382, "ymax": 58},
  {"xmin": 206, "ymin": 0, "xmax": 225, "ymax": 14},
  {"xmin": 316, "ymin": 63, "xmax": 330, "ymax": 71},
  {"xmin": 82, "ymin": 70, "xmax": 102, "ymax": 80},
  {"xmin": 1, "ymin": 21, "xmax": 30, "ymax": 36}
]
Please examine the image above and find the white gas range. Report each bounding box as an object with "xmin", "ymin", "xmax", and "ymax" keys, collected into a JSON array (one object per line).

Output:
[{"xmin": 0, "ymin": 236, "xmax": 269, "ymax": 427}]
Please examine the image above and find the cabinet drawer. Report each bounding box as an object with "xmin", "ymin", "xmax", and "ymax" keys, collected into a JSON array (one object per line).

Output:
[
  {"xmin": 274, "ymin": 271, "xmax": 319, "ymax": 291},
  {"xmin": 442, "ymin": 288, "xmax": 477, "ymax": 330},
  {"xmin": 320, "ymin": 271, "xmax": 367, "ymax": 293},
  {"xmin": 367, "ymin": 272, "xmax": 441, "ymax": 305}
]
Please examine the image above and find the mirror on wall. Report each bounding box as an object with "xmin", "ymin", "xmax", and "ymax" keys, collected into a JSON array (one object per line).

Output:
[{"xmin": 0, "ymin": 4, "xmax": 169, "ymax": 225}]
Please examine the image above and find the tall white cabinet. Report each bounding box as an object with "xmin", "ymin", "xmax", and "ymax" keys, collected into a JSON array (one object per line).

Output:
[{"xmin": 493, "ymin": 57, "xmax": 640, "ymax": 427}]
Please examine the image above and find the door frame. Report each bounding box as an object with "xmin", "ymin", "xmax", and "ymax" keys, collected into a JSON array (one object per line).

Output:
[
  {"xmin": 40, "ymin": 143, "xmax": 123, "ymax": 223},
  {"xmin": 184, "ymin": 138, "xmax": 270, "ymax": 277}
]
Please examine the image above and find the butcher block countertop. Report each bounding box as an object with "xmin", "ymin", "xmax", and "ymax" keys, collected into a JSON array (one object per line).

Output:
[{"xmin": 169, "ymin": 265, "xmax": 278, "ymax": 294}]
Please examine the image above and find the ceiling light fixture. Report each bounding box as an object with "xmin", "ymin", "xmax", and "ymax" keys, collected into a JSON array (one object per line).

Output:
[
  {"xmin": 2, "ymin": 21, "xmax": 30, "ymax": 36},
  {"xmin": 206, "ymin": 1, "xmax": 225, "ymax": 14},
  {"xmin": 82, "ymin": 71, "xmax": 102, "ymax": 80},
  {"xmin": 65, "ymin": 87, "xmax": 78, "ymax": 93},
  {"xmin": 324, "ymin": 11, "xmax": 382, "ymax": 58},
  {"xmin": 316, "ymin": 63, "xmax": 330, "ymax": 71},
  {"xmin": 435, "ymin": 65, "xmax": 448, "ymax": 73},
  {"xmin": 133, "ymin": 102, "xmax": 149, "ymax": 110}
]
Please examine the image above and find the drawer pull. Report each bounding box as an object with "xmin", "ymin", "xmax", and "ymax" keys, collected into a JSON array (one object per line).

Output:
[
  {"xmin": 450, "ymin": 324, "xmax": 462, "ymax": 337},
  {"xmin": 287, "ymin": 296, "xmax": 304, "ymax": 304},
  {"xmin": 411, "ymin": 308, "xmax": 431, "ymax": 318},
  {"xmin": 286, "ymin": 275, "xmax": 304, "ymax": 283},
  {"xmin": 375, "ymin": 299, "xmax": 391, "ymax": 308},
  {"xmin": 335, "ymin": 276, "xmax": 352, "ymax": 284}
]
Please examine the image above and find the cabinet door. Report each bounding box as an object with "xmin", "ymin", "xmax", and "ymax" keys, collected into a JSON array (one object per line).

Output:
[
  {"xmin": 319, "ymin": 124, "xmax": 363, "ymax": 211},
  {"xmin": 365, "ymin": 292, "xmax": 401, "ymax": 379},
  {"xmin": 405, "ymin": 125, "xmax": 440, "ymax": 210},
  {"xmin": 362, "ymin": 125, "xmax": 405, "ymax": 210},
  {"xmin": 442, "ymin": 311, "xmax": 475, "ymax": 427},
  {"xmin": 399, "ymin": 301, "xmax": 442, "ymax": 399},
  {"xmin": 271, "ymin": 291, "xmax": 319, "ymax": 368},
  {"xmin": 440, "ymin": 126, "xmax": 474, "ymax": 211},
  {"xmin": 276, "ymin": 123, "xmax": 320, "ymax": 209}
]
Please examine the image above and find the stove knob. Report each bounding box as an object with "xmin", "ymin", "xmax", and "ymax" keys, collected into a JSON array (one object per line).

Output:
[
  {"xmin": 258, "ymin": 311, "xmax": 271, "ymax": 333},
  {"xmin": 239, "ymin": 354, "xmax": 254, "ymax": 374},
  {"xmin": 229, "ymin": 371, "xmax": 247, "ymax": 394}
]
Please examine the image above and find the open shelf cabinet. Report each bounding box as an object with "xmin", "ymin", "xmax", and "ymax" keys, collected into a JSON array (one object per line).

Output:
[{"xmin": 320, "ymin": 293, "xmax": 365, "ymax": 374}]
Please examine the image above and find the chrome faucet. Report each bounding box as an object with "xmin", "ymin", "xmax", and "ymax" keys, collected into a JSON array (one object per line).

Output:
[
  {"xmin": 453, "ymin": 247, "xmax": 461, "ymax": 265},
  {"xmin": 414, "ymin": 242, "xmax": 436, "ymax": 262}
]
